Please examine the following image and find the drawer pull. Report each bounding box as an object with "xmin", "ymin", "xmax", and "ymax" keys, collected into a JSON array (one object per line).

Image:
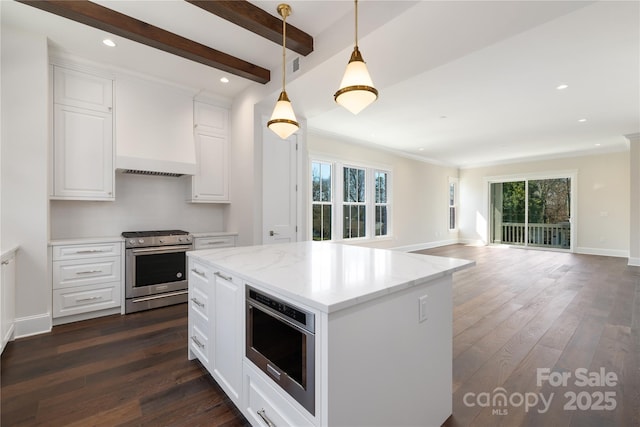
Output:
[
  {"xmin": 75, "ymin": 270, "xmax": 102, "ymax": 275},
  {"xmin": 205, "ymin": 240, "xmax": 226, "ymax": 245},
  {"xmin": 191, "ymin": 268, "xmax": 206, "ymax": 278},
  {"xmin": 190, "ymin": 297, "xmax": 205, "ymax": 309},
  {"xmin": 214, "ymin": 271, "xmax": 232, "ymax": 281},
  {"xmin": 190, "ymin": 336, "xmax": 205, "ymax": 349},
  {"xmin": 257, "ymin": 409, "xmax": 276, "ymax": 427},
  {"xmin": 76, "ymin": 296, "xmax": 102, "ymax": 302},
  {"xmin": 75, "ymin": 249, "xmax": 106, "ymax": 254}
]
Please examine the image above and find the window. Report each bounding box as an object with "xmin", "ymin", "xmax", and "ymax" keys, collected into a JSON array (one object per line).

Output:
[
  {"xmin": 374, "ymin": 171, "xmax": 389, "ymax": 236},
  {"xmin": 311, "ymin": 161, "xmax": 332, "ymax": 241},
  {"xmin": 343, "ymin": 166, "xmax": 366, "ymax": 239},
  {"xmin": 309, "ymin": 159, "xmax": 391, "ymax": 241},
  {"xmin": 448, "ymin": 177, "xmax": 458, "ymax": 231}
]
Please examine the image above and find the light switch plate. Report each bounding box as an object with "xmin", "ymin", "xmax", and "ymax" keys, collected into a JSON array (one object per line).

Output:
[{"xmin": 418, "ymin": 294, "xmax": 429, "ymax": 323}]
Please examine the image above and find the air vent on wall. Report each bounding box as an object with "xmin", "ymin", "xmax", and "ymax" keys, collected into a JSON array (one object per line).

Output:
[{"xmin": 121, "ymin": 169, "xmax": 184, "ymax": 177}]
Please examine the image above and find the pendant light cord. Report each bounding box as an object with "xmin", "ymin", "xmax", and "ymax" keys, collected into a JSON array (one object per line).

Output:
[
  {"xmin": 282, "ymin": 10, "xmax": 287, "ymax": 91},
  {"xmin": 354, "ymin": 0, "xmax": 359, "ymax": 48}
]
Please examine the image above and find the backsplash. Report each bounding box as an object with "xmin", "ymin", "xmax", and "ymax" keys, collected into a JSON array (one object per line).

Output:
[{"xmin": 50, "ymin": 173, "xmax": 225, "ymax": 239}]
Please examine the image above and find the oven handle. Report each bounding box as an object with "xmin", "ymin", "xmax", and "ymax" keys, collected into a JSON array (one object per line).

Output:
[{"xmin": 130, "ymin": 245, "xmax": 191, "ymax": 255}]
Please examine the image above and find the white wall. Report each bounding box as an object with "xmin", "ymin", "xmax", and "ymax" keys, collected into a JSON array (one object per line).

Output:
[
  {"xmin": 459, "ymin": 151, "xmax": 630, "ymax": 257},
  {"xmin": 1, "ymin": 24, "xmax": 51, "ymax": 336},
  {"xmin": 50, "ymin": 173, "xmax": 225, "ymax": 239},
  {"xmin": 308, "ymin": 132, "xmax": 459, "ymax": 250}
]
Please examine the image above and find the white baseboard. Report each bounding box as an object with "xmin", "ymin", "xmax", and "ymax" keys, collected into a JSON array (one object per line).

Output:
[
  {"xmin": 628, "ymin": 257, "xmax": 640, "ymax": 266},
  {"xmin": 575, "ymin": 247, "xmax": 629, "ymax": 258},
  {"xmin": 14, "ymin": 312, "xmax": 52, "ymax": 339},
  {"xmin": 392, "ymin": 238, "xmax": 460, "ymax": 253}
]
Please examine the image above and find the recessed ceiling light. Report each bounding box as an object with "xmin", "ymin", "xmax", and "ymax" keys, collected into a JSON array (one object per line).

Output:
[
  {"xmin": 418, "ymin": 148, "xmax": 425, "ymax": 151},
  {"xmin": 595, "ymin": 143, "xmax": 601, "ymax": 147},
  {"xmin": 220, "ymin": 77, "xmax": 229, "ymax": 83},
  {"xmin": 578, "ymin": 118, "xmax": 587, "ymax": 122},
  {"xmin": 556, "ymin": 84, "xmax": 569, "ymax": 90},
  {"xmin": 102, "ymin": 39, "xmax": 116, "ymax": 47}
]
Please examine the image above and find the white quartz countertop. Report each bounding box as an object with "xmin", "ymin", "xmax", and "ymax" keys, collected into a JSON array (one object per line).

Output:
[{"xmin": 188, "ymin": 241, "xmax": 474, "ymax": 313}]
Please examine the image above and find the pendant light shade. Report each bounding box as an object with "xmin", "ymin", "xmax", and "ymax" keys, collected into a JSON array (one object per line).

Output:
[
  {"xmin": 268, "ymin": 90, "xmax": 298, "ymax": 139},
  {"xmin": 268, "ymin": 4, "xmax": 299, "ymax": 139},
  {"xmin": 334, "ymin": 0, "xmax": 378, "ymax": 114}
]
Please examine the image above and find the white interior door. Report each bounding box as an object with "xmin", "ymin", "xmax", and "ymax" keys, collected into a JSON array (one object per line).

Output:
[{"xmin": 262, "ymin": 127, "xmax": 298, "ymax": 244}]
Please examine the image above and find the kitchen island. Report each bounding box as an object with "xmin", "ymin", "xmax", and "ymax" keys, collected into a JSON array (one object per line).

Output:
[{"xmin": 187, "ymin": 241, "xmax": 474, "ymax": 427}]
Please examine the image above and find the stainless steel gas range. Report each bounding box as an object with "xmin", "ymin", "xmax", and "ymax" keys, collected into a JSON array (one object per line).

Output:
[{"xmin": 122, "ymin": 230, "xmax": 193, "ymax": 313}]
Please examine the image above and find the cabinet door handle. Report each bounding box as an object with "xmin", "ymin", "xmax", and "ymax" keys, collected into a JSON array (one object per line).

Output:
[
  {"xmin": 190, "ymin": 336, "xmax": 205, "ymax": 349},
  {"xmin": 75, "ymin": 270, "xmax": 102, "ymax": 275},
  {"xmin": 76, "ymin": 296, "xmax": 102, "ymax": 302},
  {"xmin": 191, "ymin": 268, "xmax": 206, "ymax": 278},
  {"xmin": 75, "ymin": 249, "xmax": 106, "ymax": 254},
  {"xmin": 214, "ymin": 271, "xmax": 232, "ymax": 281},
  {"xmin": 257, "ymin": 409, "xmax": 276, "ymax": 427},
  {"xmin": 190, "ymin": 297, "xmax": 205, "ymax": 309}
]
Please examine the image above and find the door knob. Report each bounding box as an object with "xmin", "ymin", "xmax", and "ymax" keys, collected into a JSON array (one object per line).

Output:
[{"xmin": 269, "ymin": 230, "xmax": 279, "ymax": 236}]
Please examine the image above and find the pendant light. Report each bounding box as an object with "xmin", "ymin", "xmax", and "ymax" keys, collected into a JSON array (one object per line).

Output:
[
  {"xmin": 334, "ymin": 0, "xmax": 378, "ymax": 115},
  {"xmin": 267, "ymin": 3, "xmax": 299, "ymax": 139}
]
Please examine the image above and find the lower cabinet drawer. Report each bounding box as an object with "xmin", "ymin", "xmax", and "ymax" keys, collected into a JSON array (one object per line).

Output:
[
  {"xmin": 189, "ymin": 316, "xmax": 210, "ymax": 367},
  {"xmin": 244, "ymin": 362, "xmax": 314, "ymax": 427},
  {"xmin": 53, "ymin": 256, "xmax": 121, "ymax": 289},
  {"xmin": 53, "ymin": 282, "xmax": 121, "ymax": 318},
  {"xmin": 194, "ymin": 236, "xmax": 236, "ymax": 250}
]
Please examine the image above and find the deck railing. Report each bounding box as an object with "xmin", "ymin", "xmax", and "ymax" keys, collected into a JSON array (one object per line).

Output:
[{"xmin": 500, "ymin": 222, "xmax": 570, "ymax": 249}]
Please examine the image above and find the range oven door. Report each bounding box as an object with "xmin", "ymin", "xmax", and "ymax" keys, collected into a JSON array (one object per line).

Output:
[
  {"xmin": 246, "ymin": 287, "xmax": 315, "ymax": 415},
  {"xmin": 125, "ymin": 245, "xmax": 190, "ymax": 298}
]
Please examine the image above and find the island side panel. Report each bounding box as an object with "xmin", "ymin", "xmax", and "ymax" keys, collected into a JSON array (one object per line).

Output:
[{"xmin": 326, "ymin": 275, "xmax": 453, "ymax": 427}]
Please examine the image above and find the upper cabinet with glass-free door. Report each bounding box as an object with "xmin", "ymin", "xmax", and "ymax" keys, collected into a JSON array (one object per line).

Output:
[
  {"xmin": 52, "ymin": 65, "xmax": 115, "ymax": 201},
  {"xmin": 191, "ymin": 101, "xmax": 230, "ymax": 203}
]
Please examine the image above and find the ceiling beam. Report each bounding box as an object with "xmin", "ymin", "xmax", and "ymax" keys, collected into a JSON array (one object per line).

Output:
[
  {"xmin": 18, "ymin": 0, "xmax": 270, "ymax": 84},
  {"xmin": 186, "ymin": 0, "xmax": 314, "ymax": 56}
]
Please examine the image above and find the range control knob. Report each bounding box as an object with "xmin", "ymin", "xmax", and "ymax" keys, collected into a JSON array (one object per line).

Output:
[
  {"xmin": 138, "ymin": 239, "xmax": 144, "ymax": 244},
  {"xmin": 129, "ymin": 239, "xmax": 135, "ymax": 245},
  {"xmin": 178, "ymin": 237, "xmax": 184, "ymax": 242},
  {"xmin": 159, "ymin": 239, "xmax": 165, "ymax": 244}
]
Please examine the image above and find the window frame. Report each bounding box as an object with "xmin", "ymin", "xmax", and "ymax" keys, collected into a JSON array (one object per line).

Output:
[
  {"xmin": 309, "ymin": 157, "xmax": 392, "ymax": 242},
  {"xmin": 448, "ymin": 177, "xmax": 458, "ymax": 232},
  {"xmin": 311, "ymin": 160, "xmax": 334, "ymax": 241}
]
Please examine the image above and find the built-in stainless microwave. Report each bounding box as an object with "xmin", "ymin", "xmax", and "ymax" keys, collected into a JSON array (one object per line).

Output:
[{"xmin": 246, "ymin": 286, "xmax": 315, "ymax": 415}]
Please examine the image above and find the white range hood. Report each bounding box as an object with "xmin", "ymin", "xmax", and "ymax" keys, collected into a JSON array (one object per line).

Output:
[
  {"xmin": 115, "ymin": 75, "xmax": 197, "ymax": 177},
  {"xmin": 116, "ymin": 156, "xmax": 196, "ymax": 177}
]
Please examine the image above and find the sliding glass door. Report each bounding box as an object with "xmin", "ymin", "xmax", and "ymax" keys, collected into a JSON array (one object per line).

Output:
[{"xmin": 490, "ymin": 177, "xmax": 571, "ymax": 250}]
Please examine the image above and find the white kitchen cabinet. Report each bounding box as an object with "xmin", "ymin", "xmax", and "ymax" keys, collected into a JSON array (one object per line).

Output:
[
  {"xmin": 52, "ymin": 66, "xmax": 114, "ymax": 200},
  {"xmin": 53, "ymin": 66, "xmax": 113, "ymax": 113},
  {"xmin": 1, "ymin": 248, "xmax": 18, "ymax": 354},
  {"xmin": 244, "ymin": 362, "xmax": 314, "ymax": 427},
  {"xmin": 194, "ymin": 101, "xmax": 228, "ymax": 135},
  {"xmin": 187, "ymin": 259, "xmax": 242, "ymax": 405},
  {"xmin": 188, "ymin": 262, "xmax": 212, "ymax": 367},
  {"xmin": 51, "ymin": 241, "xmax": 123, "ymax": 324},
  {"xmin": 191, "ymin": 102, "xmax": 230, "ymax": 203}
]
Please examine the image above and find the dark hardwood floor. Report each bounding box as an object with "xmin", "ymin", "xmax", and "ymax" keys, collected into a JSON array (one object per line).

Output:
[{"xmin": 1, "ymin": 244, "xmax": 638, "ymax": 426}]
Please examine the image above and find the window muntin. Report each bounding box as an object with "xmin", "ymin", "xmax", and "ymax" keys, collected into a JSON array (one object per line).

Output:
[{"xmin": 312, "ymin": 162, "xmax": 332, "ymax": 241}]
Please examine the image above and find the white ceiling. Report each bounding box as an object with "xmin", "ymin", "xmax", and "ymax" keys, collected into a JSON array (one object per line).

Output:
[{"xmin": 3, "ymin": 0, "xmax": 639, "ymax": 167}]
